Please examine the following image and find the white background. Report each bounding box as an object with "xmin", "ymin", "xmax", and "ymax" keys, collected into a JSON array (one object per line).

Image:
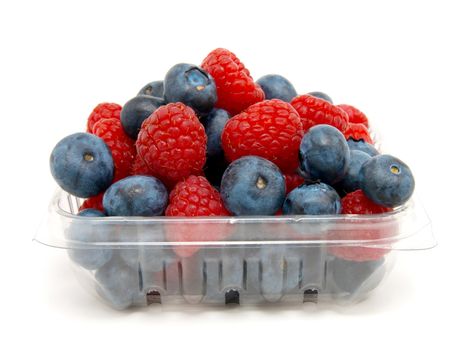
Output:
[{"xmin": 1, "ymin": 0, "xmax": 466, "ymax": 349}]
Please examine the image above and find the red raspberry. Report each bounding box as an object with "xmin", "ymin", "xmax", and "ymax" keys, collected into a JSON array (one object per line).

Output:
[
  {"xmin": 284, "ymin": 173, "xmax": 304, "ymax": 194},
  {"xmin": 136, "ymin": 103, "xmax": 207, "ymax": 187},
  {"xmin": 337, "ymin": 104, "xmax": 369, "ymax": 127},
  {"xmin": 291, "ymin": 95, "xmax": 349, "ymax": 133},
  {"xmin": 165, "ymin": 176, "xmax": 230, "ymax": 257},
  {"xmin": 87, "ymin": 103, "xmax": 122, "ymax": 133},
  {"xmin": 92, "ymin": 118, "xmax": 136, "ymax": 181},
  {"xmin": 166, "ymin": 176, "xmax": 229, "ymax": 216},
  {"xmin": 201, "ymin": 48, "xmax": 265, "ymax": 115},
  {"xmin": 79, "ymin": 192, "xmax": 104, "ymax": 212},
  {"xmin": 341, "ymin": 190, "xmax": 391, "ymax": 215},
  {"xmin": 130, "ymin": 153, "xmax": 152, "ymax": 176},
  {"xmin": 344, "ymin": 122, "xmax": 373, "ymax": 144},
  {"xmin": 328, "ymin": 190, "xmax": 394, "ymax": 262},
  {"xmin": 221, "ymin": 99, "xmax": 304, "ymax": 172}
]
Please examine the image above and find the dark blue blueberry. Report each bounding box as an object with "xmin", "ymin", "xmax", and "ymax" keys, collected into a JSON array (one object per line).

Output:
[
  {"xmin": 329, "ymin": 257, "xmax": 386, "ymax": 295},
  {"xmin": 95, "ymin": 257, "xmax": 140, "ymax": 309},
  {"xmin": 282, "ymin": 183, "xmax": 341, "ymax": 215},
  {"xmin": 120, "ymin": 95, "xmax": 165, "ymax": 139},
  {"xmin": 202, "ymin": 108, "xmax": 230, "ymax": 159},
  {"xmin": 347, "ymin": 139, "xmax": 379, "ymax": 157},
  {"xmin": 103, "ymin": 175, "xmax": 168, "ymax": 216},
  {"xmin": 67, "ymin": 209, "xmax": 113, "ymax": 270},
  {"xmin": 337, "ymin": 150, "xmax": 371, "ymax": 194},
  {"xmin": 299, "ymin": 125, "xmax": 350, "ymax": 184},
  {"xmin": 256, "ymin": 74, "xmax": 297, "ymax": 102},
  {"xmin": 50, "ymin": 133, "xmax": 114, "ymax": 198},
  {"xmin": 360, "ymin": 154, "xmax": 415, "ymax": 208},
  {"xmin": 220, "ymin": 156, "xmax": 286, "ymax": 216},
  {"xmin": 138, "ymin": 80, "xmax": 164, "ymax": 98},
  {"xmin": 307, "ymin": 91, "xmax": 333, "ymax": 104},
  {"xmin": 164, "ymin": 63, "xmax": 217, "ymax": 115},
  {"xmin": 202, "ymin": 108, "xmax": 230, "ymax": 187}
]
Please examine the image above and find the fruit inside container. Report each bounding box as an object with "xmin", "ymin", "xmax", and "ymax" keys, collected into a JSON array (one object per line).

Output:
[{"xmin": 39, "ymin": 47, "xmax": 435, "ymax": 309}]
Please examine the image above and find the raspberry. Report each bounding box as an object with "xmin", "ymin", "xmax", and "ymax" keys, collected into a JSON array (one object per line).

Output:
[
  {"xmin": 328, "ymin": 190, "xmax": 393, "ymax": 262},
  {"xmin": 291, "ymin": 95, "xmax": 349, "ymax": 133},
  {"xmin": 341, "ymin": 190, "xmax": 392, "ymax": 215},
  {"xmin": 344, "ymin": 122, "xmax": 373, "ymax": 144},
  {"xmin": 221, "ymin": 99, "xmax": 304, "ymax": 172},
  {"xmin": 87, "ymin": 103, "xmax": 122, "ymax": 133},
  {"xmin": 130, "ymin": 153, "xmax": 152, "ymax": 176},
  {"xmin": 284, "ymin": 173, "xmax": 304, "ymax": 194},
  {"xmin": 166, "ymin": 176, "xmax": 229, "ymax": 216},
  {"xmin": 92, "ymin": 118, "xmax": 136, "ymax": 181},
  {"xmin": 79, "ymin": 192, "xmax": 104, "ymax": 212},
  {"xmin": 136, "ymin": 102, "xmax": 207, "ymax": 187},
  {"xmin": 337, "ymin": 104, "xmax": 369, "ymax": 127},
  {"xmin": 201, "ymin": 48, "xmax": 265, "ymax": 115},
  {"xmin": 165, "ymin": 176, "xmax": 230, "ymax": 257}
]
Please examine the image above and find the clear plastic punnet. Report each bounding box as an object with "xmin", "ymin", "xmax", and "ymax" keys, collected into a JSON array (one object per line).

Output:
[{"xmin": 34, "ymin": 189, "xmax": 435, "ymax": 310}]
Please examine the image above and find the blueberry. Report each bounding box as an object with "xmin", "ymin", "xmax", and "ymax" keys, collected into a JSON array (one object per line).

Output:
[
  {"xmin": 307, "ymin": 91, "xmax": 333, "ymax": 104},
  {"xmin": 119, "ymin": 227, "xmax": 174, "ymax": 273},
  {"xmin": 120, "ymin": 95, "xmax": 165, "ymax": 139},
  {"xmin": 283, "ymin": 183, "xmax": 341, "ymax": 215},
  {"xmin": 203, "ymin": 108, "xmax": 230, "ymax": 159},
  {"xmin": 347, "ymin": 139, "xmax": 379, "ymax": 157},
  {"xmin": 299, "ymin": 125, "xmax": 350, "ymax": 184},
  {"xmin": 220, "ymin": 156, "xmax": 286, "ymax": 216},
  {"xmin": 360, "ymin": 154, "xmax": 415, "ymax": 208},
  {"xmin": 164, "ymin": 63, "xmax": 217, "ymax": 115},
  {"xmin": 50, "ymin": 133, "xmax": 114, "ymax": 198},
  {"xmin": 103, "ymin": 175, "xmax": 168, "ymax": 216},
  {"xmin": 329, "ymin": 257, "xmax": 386, "ymax": 295},
  {"xmin": 95, "ymin": 257, "xmax": 140, "ymax": 309},
  {"xmin": 256, "ymin": 74, "xmax": 297, "ymax": 102},
  {"xmin": 67, "ymin": 209, "xmax": 113, "ymax": 270},
  {"xmin": 336, "ymin": 150, "xmax": 371, "ymax": 194},
  {"xmin": 138, "ymin": 80, "xmax": 164, "ymax": 99}
]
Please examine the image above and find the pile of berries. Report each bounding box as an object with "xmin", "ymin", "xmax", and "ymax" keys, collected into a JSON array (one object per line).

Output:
[{"xmin": 50, "ymin": 48, "xmax": 415, "ymax": 264}]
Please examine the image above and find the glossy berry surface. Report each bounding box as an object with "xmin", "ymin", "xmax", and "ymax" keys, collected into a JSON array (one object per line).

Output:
[
  {"xmin": 166, "ymin": 176, "xmax": 229, "ymax": 216},
  {"xmin": 347, "ymin": 139, "xmax": 379, "ymax": 157},
  {"xmin": 92, "ymin": 117, "xmax": 136, "ymax": 181},
  {"xmin": 103, "ymin": 175, "xmax": 168, "ymax": 216},
  {"xmin": 50, "ymin": 133, "xmax": 114, "ymax": 198},
  {"xmin": 337, "ymin": 150, "xmax": 371, "ymax": 194},
  {"xmin": 337, "ymin": 104, "xmax": 369, "ymax": 127},
  {"xmin": 220, "ymin": 156, "xmax": 286, "ymax": 216},
  {"xmin": 299, "ymin": 125, "xmax": 350, "ymax": 185},
  {"xmin": 341, "ymin": 189, "xmax": 391, "ymax": 215},
  {"xmin": 256, "ymin": 74, "xmax": 297, "ymax": 102},
  {"xmin": 164, "ymin": 63, "xmax": 217, "ymax": 115},
  {"xmin": 282, "ymin": 183, "xmax": 342, "ymax": 215},
  {"xmin": 360, "ymin": 154, "xmax": 415, "ymax": 208},
  {"xmin": 138, "ymin": 80, "xmax": 164, "ymax": 98},
  {"xmin": 291, "ymin": 94, "xmax": 348, "ymax": 133},
  {"xmin": 86, "ymin": 103, "xmax": 122, "ymax": 133},
  {"xmin": 307, "ymin": 91, "xmax": 333, "ymax": 104},
  {"xmin": 120, "ymin": 95, "xmax": 165, "ymax": 139},
  {"xmin": 136, "ymin": 102, "xmax": 207, "ymax": 187},
  {"xmin": 222, "ymin": 99, "xmax": 304, "ymax": 173},
  {"xmin": 203, "ymin": 108, "xmax": 230, "ymax": 159},
  {"xmin": 344, "ymin": 122, "xmax": 373, "ymax": 144},
  {"xmin": 284, "ymin": 173, "xmax": 305, "ymax": 194},
  {"xmin": 201, "ymin": 48, "xmax": 265, "ymax": 115}
]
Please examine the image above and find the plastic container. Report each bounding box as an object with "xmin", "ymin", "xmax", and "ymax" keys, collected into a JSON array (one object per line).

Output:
[{"xmin": 34, "ymin": 189, "xmax": 435, "ymax": 310}]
